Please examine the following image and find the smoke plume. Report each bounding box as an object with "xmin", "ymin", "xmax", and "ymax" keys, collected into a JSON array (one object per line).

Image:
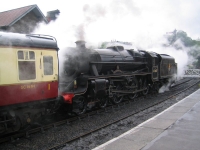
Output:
[{"xmin": 32, "ymin": 0, "xmax": 199, "ymax": 79}]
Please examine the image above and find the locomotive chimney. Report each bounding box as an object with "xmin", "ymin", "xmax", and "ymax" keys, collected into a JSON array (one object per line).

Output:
[
  {"xmin": 75, "ymin": 40, "xmax": 86, "ymax": 48},
  {"xmin": 46, "ymin": 9, "xmax": 60, "ymax": 23}
]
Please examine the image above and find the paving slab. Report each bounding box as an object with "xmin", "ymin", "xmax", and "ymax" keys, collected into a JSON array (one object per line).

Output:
[
  {"xmin": 191, "ymin": 101, "xmax": 200, "ymax": 112},
  {"xmin": 96, "ymin": 138, "xmax": 143, "ymax": 150},
  {"xmin": 180, "ymin": 97, "xmax": 199, "ymax": 103},
  {"xmin": 141, "ymin": 118, "xmax": 176, "ymax": 130},
  {"xmin": 177, "ymin": 101, "xmax": 199, "ymax": 108},
  {"xmin": 188, "ymin": 93, "xmax": 200, "ymax": 98},
  {"xmin": 167, "ymin": 106, "xmax": 191, "ymax": 113},
  {"xmin": 142, "ymin": 132, "xmax": 200, "ymax": 150},
  {"xmin": 156, "ymin": 111, "xmax": 185, "ymax": 120},
  {"xmin": 123, "ymin": 127, "xmax": 163, "ymax": 143}
]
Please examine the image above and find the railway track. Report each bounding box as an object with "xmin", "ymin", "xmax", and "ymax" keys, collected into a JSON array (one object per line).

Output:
[{"xmin": 0, "ymin": 78, "xmax": 198, "ymax": 149}]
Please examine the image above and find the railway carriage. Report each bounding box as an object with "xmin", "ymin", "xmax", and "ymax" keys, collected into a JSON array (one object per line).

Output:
[{"xmin": 0, "ymin": 32, "xmax": 59, "ymax": 133}]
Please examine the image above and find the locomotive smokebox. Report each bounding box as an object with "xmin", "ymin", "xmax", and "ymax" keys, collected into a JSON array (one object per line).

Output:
[{"xmin": 75, "ymin": 40, "xmax": 86, "ymax": 48}]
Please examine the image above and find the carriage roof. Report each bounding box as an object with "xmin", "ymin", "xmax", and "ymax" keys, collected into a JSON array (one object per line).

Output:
[{"xmin": 0, "ymin": 32, "xmax": 58, "ymax": 50}]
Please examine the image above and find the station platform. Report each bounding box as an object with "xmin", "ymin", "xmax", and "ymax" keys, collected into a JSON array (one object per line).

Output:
[{"xmin": 93, "ymin": 89, "xmax": 200, "ymax": 150}]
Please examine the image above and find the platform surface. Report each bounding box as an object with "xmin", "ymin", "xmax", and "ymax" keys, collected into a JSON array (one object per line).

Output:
[{"xmin": 93, "ymin": 89, "xmax": 200, "ymax": 150}]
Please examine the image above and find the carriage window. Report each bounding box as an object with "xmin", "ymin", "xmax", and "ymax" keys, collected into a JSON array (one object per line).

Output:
[
  {"xmin": 18, "ymin": 51, "xmax": 36, "ymax": 80},
  {"xmin": 18, "ymin": 51, "xmax": 24, "ymax": 59},
  {"xmin": 29, "ymin": 51, "xmax": 35, "ymax": 60},
  {"xmin": 43, "ymin": 56, "xmax": 53, "ymax": 75}
]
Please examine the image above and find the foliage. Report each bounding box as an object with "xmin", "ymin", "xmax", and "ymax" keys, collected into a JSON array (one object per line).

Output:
[
  {"xmin": 99, "ymin": 42, "xmax": 108, "ymax": 49},
  {"xmin": 167, "ymin": 30, "xmax": 200, "ymax": 47},
  {"xmin": 166, "ymin": 30, "xmax": 200, "ymax": 68}
]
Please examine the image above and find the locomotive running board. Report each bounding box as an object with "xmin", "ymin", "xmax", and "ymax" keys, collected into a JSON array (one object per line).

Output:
[
  {"xmin": 88, "ymin": 72, "xmax": 151, "ymax": 80},
  {"xmin": 112, "ymin": 88, "xmax": 147, "ymax": 94}
]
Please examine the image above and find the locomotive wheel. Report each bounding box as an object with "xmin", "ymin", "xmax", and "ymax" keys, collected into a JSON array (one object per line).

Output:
[
  {"xmin": 76, "ymin": 96, "xmax": 87, "ymax": 115},
  {"xmin": 12, "ymin": 117, "xmax": 21, "ymax": 132},
  {"xmin": 128, "ymin": 77, "xmax": 138, "ymax": 100},
  {"xmin": 128, "ymin": 93, "xmax": 138, "ymax": 100},
  {"xmin": 138, "ymin": 78, "xmax": 143, "ymax": 90},
  {"xmin": 112, "ymin": 94, "xmax": 123, "ymax": 104},
  {"xmin": 142, "ymin": 78, "xmax": 149, "ymax": 95},
  {"xmin": 111, "ymin": 83, "xmax": 124, "ymax": 104},
  {"xmin": 98, "ymin": 98, "xmax": 108, "ymax": 108},
  {"xmin": 142, "ymin": 87, "xmax": 149, "ymax": 95},
  {"xmin": 0, "ymin": 124, "xmax": 6, "ymax": 134}
]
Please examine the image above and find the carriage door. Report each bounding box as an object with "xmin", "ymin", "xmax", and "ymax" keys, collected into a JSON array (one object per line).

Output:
[
  {"xmin": 41, "ymin": 50, "xmax": 58, "ymax": 99},
  {"xmin": 152, "ymin": 57, "xmax": 159, "ymax": 80}
]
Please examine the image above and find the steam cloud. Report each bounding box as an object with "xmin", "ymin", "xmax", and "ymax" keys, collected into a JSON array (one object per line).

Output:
[{"xmin": 32, "ymin": 0, "xmax": 199, "ymax": 79}]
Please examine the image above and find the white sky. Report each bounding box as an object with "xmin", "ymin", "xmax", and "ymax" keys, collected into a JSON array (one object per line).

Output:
[
  {"xmin": 1, "ymin": 0, "xmax": 200, "ymax": 47},
  {"xmin": 1, "ymin": 0, "xmax": 200, "ymax": 37}
]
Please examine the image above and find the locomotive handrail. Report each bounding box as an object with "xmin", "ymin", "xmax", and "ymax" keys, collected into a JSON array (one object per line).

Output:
[
  {"xmin": 90, "ymin": 61, "xmax": 147, "ymax": 64},
  {"xmin": 160, "ymin": 54, "xmax": 170, "ymax": 56},
  {"xmin": 96, "ymin": 54, "xmax": 147, "ymax": 59}
]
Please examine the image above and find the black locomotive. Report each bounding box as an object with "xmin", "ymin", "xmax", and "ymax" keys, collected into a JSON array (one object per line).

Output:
[{"xmin": 60, "ymin": 41, "xmax": 177, "ymax": 114}]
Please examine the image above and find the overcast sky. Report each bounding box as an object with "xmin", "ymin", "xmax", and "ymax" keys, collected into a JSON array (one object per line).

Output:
[
  {"xmin": 1, "ymin": 0, "xmax": 200, "ymax": 47},
  {"xmin": 1, "ymin": 0, "xmax": 198, "ymax": 75}
]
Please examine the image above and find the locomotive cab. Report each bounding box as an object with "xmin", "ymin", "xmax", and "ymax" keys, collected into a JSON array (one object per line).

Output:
[
  {"xmin": 138, "ymin": 50, "xmax": 160, "ymax": 81},
  {"xmin": 158, "ymin": 54, "xmax": 177, "ymax": 80}
]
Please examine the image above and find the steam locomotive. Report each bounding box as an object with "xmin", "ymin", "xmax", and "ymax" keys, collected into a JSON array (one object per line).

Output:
[
  {"xmin": 0, "ymin": 32, "xmax": 177, "ymax": 134},
  {"xmin": 60, "ymin": 41, "xmax": 177, "ymax": 114}
]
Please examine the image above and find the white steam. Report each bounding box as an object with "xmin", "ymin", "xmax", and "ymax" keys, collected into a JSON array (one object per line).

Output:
[
  {"xmin": 33, "ymin": 0, "xmax": 199, "ymax": 46},
  {"xmin": 32, "ymin": 0, "xmax": 198, "ymax": 78},
  {"xmin": 146, "ymin": 39, "xmax": 189, "ymax": 78}
]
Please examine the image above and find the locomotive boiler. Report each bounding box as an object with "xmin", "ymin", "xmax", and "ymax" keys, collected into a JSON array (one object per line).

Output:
[{"xmin": 60, "ymin": 41, "xmax": 177, "ymax": 114}]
